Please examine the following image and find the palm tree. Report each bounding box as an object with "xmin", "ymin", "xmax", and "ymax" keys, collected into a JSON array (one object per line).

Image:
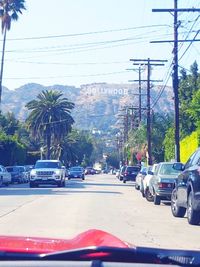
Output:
[
  {"xmin": 26, "ymin": 90, "xmax": 75, "ymax": 159},
  {"xmin": 0, "ymin": 0, "xmax": 26, "ymax": 108}
]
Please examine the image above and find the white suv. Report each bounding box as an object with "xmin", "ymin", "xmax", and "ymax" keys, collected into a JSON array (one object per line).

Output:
[{"xmin": 30, "ymin": 160, "xmax": 66, "ymax": 188}]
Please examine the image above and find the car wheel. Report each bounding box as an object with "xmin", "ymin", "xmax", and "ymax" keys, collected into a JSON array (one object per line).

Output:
[
  {"xmin": 135, "ymin": 184, "xmax": 139, "ymax": 190},
  {"xmin": 145, "ymin": 187, "xmax": 154, "ymax": 202},
  {"xmin": 0, "ymin": 177, "xmax": 3, "ymax": 187},
  {"xmin": 187, "ymin": 191, "xmax": 200, "ymax": 225},
  {"xmin": 171, "ymin": 188, "xmax": 186, "ymax": 217},
  {"xmin": 154, "ymin": 194, "xmax": 161, "ymax": 205},
  {"xmin": 123, "ymin": 179, "xmax": 126, "ymax": 183},
  {"xmin": 30, "ymin": 182, "xmax": 36, "ymax": 188}
]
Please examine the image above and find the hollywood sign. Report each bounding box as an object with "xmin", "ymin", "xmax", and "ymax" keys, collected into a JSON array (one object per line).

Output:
[{"xmin": 84, "ymin": 87, "xmax": 132, "ymax": 96}]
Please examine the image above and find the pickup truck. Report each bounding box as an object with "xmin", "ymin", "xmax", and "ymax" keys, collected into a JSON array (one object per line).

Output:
[{"xmin": 29, "ymin": 160, "xmax": 66, "ymax": 188}]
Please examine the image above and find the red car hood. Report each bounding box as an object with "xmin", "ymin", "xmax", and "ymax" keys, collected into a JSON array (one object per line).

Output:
[{"xmin": 0, "ymin": 229, "xmax": 130, "ymax": 254}]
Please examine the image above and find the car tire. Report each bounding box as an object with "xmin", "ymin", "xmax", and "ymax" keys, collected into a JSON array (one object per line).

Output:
[
  {"xmin": 57, "ymin": 181, "xmax": 63, "ymax": 187},
  {"xmin": 154, "ymin": 194, "xmax": 161, "ymax": 205},
  {"xmin": 123, "ymin": 179, "xmax": 126, "ymax": 183},
  {"xmin": 0, "ymin": 177, "xmax": 3, "ymax": 187},
  {"xmin": 30, "ymin": 182, "xmax": 36, "ymax": 188},
  {"xmin": 171, "ymin": 188, "xmax": 186, "ymax": 217},
  {"xmin": 145, "ymin": 187, "xmax": 154, "ymax": 202},
  {"xmin": 135, "ymin": 184, "xmax": 139, "ymax": 190},
  {"xmin": 187, "ymin": 191, "xmax": 200, "ymax": 225}
]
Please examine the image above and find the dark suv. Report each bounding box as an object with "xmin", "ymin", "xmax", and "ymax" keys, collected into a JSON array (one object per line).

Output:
[
  {"xmin": 171, "ymin": 148, "xmax": 200, "ymax": 225},
  {"xmin": 123, "ymin": 166, "xmax": 141, "ymax": 183}
]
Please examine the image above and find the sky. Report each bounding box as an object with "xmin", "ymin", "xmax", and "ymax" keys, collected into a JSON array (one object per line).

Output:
[{"xmin": 1, "ymin": 0, "xmax": 200, "ymax": 90}]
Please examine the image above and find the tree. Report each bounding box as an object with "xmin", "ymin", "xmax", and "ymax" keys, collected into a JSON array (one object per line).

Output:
[
  {"xmin": 0, "ymin": 131, "xmax": 26, "ymax": 165},
  {"xmin": 179, "ymin": 62, "xmax": 200, "ymax": 137},
  {"xmin": 0, "ymin": 111, "xmax": 19, "ymax": 135},
  {"xmin": 61, "ymin": 130, "xmax": 94, "ymax": 166},
  {"xmin": 163, "ymin": 127, "xmax": 175, "ymax": 161},
  {"xmin": 26, "ymin": 90, "xmax": 75, "ymax": 159},
  {"xmin": 0, "ymin": 0, "xmax": 26, "ymax": 107}
]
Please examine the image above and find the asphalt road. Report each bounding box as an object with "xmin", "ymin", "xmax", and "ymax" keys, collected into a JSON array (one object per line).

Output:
[{"xmin": 0, "ymin": 173, "xmax": 199, "ymax": 250}]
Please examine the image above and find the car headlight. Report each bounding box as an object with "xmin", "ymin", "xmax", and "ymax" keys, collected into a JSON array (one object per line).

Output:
[
  {"xmin": 54, "ymin": 170, "xmax": 61, "ymax": 175},
  {"xmin": 30, "ymin": 170, "xmax": 36, "ymax": 175}
]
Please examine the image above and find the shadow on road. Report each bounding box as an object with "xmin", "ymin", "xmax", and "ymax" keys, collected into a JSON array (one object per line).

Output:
[{"xmin": 0, "ymin": 179, "xmax": 123, "ymax": 196}]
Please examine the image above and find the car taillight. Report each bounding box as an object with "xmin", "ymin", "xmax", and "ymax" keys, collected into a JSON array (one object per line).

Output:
[
  {"xmin": 158, "ymin": 182, "xmax": 172, "ymax": 189},
  {"xmin": 124, "ymin": 172, "xmax": 128, "ymax": 176}
]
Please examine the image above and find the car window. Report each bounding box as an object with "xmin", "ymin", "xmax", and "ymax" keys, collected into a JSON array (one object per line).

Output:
[
  {"xmin": 70, "ymin": 167, "xmax": 83, "ymax": 171},
  {"xmin": 159, "ymin": 163, "xmax": 181, "ymax": 175},
  {"xmin": 184, "ymin": 150, "xmax": 198, "ymax": 169},
  {"xmin": 189, "ymin": 149, "xmax": 200, "ymax": 167},
  {"xmin": 35, "ymin": 161, "xmax": 60, "ymax": 169},
  {"xmin": 127, "ymin": 166, "xmax": 140, "ymax": 172}
]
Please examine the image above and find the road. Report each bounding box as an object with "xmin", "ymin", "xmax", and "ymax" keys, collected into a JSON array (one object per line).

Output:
[{"xmin": 0, "ymin": 173, "xmax": 199, "ymax": 250}]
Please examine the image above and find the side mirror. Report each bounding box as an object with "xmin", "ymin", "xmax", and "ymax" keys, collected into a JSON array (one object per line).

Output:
[{"xmin": 173, "ymin": 162, "xmax": 184, "ymax": 171}]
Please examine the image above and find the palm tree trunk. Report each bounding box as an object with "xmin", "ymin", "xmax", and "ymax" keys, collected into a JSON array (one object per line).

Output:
[
  {"xmin": 46, "ymin": 128, "xmax": 51, "ymax": 159},
  {"xmin": 0, "ymin": 28, "xmax": 7, "ymax": 110}
]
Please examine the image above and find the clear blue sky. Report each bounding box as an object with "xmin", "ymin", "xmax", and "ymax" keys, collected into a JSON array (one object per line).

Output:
[{"xmin": 2, "ymin": 0, "xmax": 200, "ymax": 90}]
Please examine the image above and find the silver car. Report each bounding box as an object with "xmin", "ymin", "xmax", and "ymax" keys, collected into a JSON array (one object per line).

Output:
[{"xmin": 149, "ymin": 162, "xmax": 181, "ymax": 205}]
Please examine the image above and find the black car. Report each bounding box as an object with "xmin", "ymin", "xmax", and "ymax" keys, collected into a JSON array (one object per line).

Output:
[
  {"xmin": 171, "ymin": 148, "xmax": 200, "ymax": 225},
  {"xmin": 123, "ymin": 166, "xmax": 141, "ymax": 183},
  {"xmin": 68, "ymin": 167, "xmax": 85, "ymax": 180}
]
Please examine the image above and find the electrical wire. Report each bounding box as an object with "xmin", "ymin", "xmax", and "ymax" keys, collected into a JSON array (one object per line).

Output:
[
  {"xmin": 151, "ymin": 59, "xmax": 174, "ymax": 109},
  {"xmin": 4, "ymin": 24, "xmax": 170, "ymax": 42}
]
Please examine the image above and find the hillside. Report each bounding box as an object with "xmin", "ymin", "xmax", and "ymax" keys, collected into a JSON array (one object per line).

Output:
[{"xmin": 1, "ymin": 82, "xmax": 174, "ymax": 131}]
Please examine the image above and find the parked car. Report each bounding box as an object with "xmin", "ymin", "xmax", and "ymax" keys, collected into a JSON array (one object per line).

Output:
[
  {"xmin": 135, "ymin": 166, "xmax": 148, "ymax": 190},
  {"xmin": 122, "ymin": 165, "xmax": 141, "ymax": 183},
  {"xmin": 118, "ymin": 166, "xmax": 126, "ymax": 181},
  {"xmin": 149, "ymin": 162, "xmax": 182, "ymax": 205},
  {"xmin": 85, "ymin": 167, "xmax": 96, "ymax": 175},
  {"xmin": 139, "ymin": 166, "xmax": 153, "ymax": 197},
  {"xmin": 0, "ymin": 165, "xmax": 11, "ymax": 186},
  {"xmin": 68, "ymin": 167, "xmax": 85, "ymax": 180},
  {"xmin": 6, "ymin": 166, "xmax": 26, "ymax": 184},
  {"xmin": 24, "ymin": 165, "xmax": 34, "ymax": 181},
  {"xmin": 171, "ymin": 148, "xmax": 200, "ymax": 225},
  {"xmin": 115, "ymin": 169, "xmax": 120, "ymax": 179},
  {"xmin": 29, "ymin": 160, "xmax": 66, "ymax": 187},
  {"xmin": 143, "ymin": 164, "xmax": 158, "ymax": 202}
]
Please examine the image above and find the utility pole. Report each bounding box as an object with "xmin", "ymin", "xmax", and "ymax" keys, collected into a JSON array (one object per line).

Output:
[
  {"xmin": 152, "ymin": 2, "xmax": 200, "ymax": 162},
  {"xmin": 130, "ymin": 58, "xmax": 167, "ymax": 165},
  {"xmin": 128, "ymin": 66, "xmax": 145, "ymax": 123},
  {"xmin": 173, "ymin": 0, "xmax": 179, "ymax": 162}
]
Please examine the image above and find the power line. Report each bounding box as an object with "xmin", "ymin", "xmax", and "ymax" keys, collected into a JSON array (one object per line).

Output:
[
  {"xmin": 4, "ymin": 70, "xmax": 129, "ymax": 80},
  {"xmin": 4, "ymin": 24, "xmax": 170, "ymax": 42}
]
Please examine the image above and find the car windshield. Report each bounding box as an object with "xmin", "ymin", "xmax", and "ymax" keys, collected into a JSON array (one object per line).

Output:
[
  {"xmin": 70, "ymin": 167, "xmax": 83, "ymax": 171},
  {"xmin": 159, "ymin": 164, "xmax": 181, "ymax": 175},
  {"xmin": 0, "ymin": 0, "xmax": 199, "ymax": 258},
  {"xmin": 35, "ymin": 162, "xmax": 60, "ymax": 169},
  {"xmin": 127, "ymin": 166, "xmax": 140, "ymax": 172}
]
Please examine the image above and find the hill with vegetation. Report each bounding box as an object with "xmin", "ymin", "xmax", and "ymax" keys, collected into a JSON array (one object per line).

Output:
[{"xmin": 1, "ymin": 82, "xmax": 174, "ymax": 132}]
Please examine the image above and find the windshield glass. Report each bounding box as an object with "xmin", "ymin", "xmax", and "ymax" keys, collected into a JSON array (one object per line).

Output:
[
  {"xmin": 35, "ymin": 162, "xmax": 60, "ymax": 169},
  {"xmin": 0, "ymin": 0, "xmax": 199, "ymax": 257},
  {"xmin": 70, "ymin": 167, "xmax": 83, "ymax": 171},
  {"xmin": 159, "ymin": 164, "xmax": 181, "ymax": 175}
]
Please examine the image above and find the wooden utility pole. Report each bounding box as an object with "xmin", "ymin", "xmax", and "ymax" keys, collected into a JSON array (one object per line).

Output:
[
  {"xmin": 152, "ymin": 2, "xmax": 200, "ymax": 162},
  {"xmin": 128, "ymin": 66, "xmax": 145, "ymax": 123},
  {"xmin": 130, "ymin": 58, "xmax": 167, "ymax": 165}
]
